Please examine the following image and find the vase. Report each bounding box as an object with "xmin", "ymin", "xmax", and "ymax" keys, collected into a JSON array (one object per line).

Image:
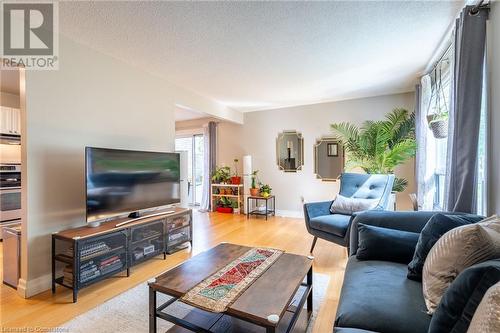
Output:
[
  {"xmin": 250, "ymin": 188, "xmax": 260, "ymax": 196},
  {"xmin": 230, "ymin": 176, "xmax": 241, "ymax": 185},
  {"xmin": 216, "ymin": 207, "xmax": 233, "ymax": 214}
]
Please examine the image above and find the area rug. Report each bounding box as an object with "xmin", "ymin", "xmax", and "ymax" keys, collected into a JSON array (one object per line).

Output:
[
  {"xmin": 181, "ymin": 247, "xmax": 283, "ymax": 313},
  {"xmin": 62, "ymin": 273, "xmax": 329, "ymax": 333}
]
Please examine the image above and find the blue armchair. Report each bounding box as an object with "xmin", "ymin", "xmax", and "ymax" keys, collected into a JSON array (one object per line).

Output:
[{"xmin": 303, "ymin": 172, "xmax": 395, "ymax": 253}]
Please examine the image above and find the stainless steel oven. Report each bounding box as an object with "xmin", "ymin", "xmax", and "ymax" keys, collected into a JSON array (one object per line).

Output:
[{"xmin": 1, "ymin": 164, "xmax": 21, "ymax": 223}]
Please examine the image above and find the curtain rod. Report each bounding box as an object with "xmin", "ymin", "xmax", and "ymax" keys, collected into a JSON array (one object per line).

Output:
[{"xmin": 470, "ymin": 0, "xmax": 485, "ymax": 15}]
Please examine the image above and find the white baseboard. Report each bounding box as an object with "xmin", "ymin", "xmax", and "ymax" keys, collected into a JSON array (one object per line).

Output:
[
  {"xmin": 275, "ymin": 210, "xmax": 304, "ymax": 218},
  {"xmin": 17, "ymin": 273, "xmax": 52, "ymax": 298}
]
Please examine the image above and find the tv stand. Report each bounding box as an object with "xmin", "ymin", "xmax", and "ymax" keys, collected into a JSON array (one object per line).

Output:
[{"xmin": 51, "ymin": 207, "xmax": 192, "ymax": 302}]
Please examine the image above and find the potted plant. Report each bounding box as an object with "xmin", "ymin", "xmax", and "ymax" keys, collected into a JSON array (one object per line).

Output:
[
  {"xmin": 331, "ymin": 108, "xmax": 417, "ymax": 194},
  {"xmin": 426, "ymin": 112, "xmax": 448, "ymax": 139},
  {"xmin": 259, "ymin": 183, "xmax": 272, "ymax": 198},
  {"xmin": 216, "ymin": 196, "xmax": 233, "ymax": 213},
  {"xmin": 231, "ymin": 199, "xmax": 240, "ymax": 214},
  {"xmin": 250, "ymin": 170, "xmax": 260, "ymax": 196},
  {"xmin": 212, "ymin": 166, "xmax": 231, "ymax": 184},
  {"xmin": 231, "ymin": 158, "xmax": 241, "ymax": 184}
]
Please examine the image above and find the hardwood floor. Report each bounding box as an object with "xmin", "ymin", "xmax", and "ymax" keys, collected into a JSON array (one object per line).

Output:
[{"xmin": 0, "ymin": 211, "xmax": 347, "ymax": 332}]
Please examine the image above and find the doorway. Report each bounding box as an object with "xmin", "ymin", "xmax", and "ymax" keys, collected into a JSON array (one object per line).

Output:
[{"xmin": 175, "ymin": 134, "xmax": 205, "ymax": 206}]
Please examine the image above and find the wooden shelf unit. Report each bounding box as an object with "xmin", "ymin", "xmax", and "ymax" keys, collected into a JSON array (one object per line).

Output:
[
  {"xmin": 210, "ymin": 183, "xmax": 244, "ymax": 213},
  {"xmin": 51, "ymin": 208, "xmax": 192, "ymax": 303}
]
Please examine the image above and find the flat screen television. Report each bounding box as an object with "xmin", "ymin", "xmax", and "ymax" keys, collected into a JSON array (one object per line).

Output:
[{"xmin": 85, "ymin": 147, "xmax": 180, "ymax": 224}]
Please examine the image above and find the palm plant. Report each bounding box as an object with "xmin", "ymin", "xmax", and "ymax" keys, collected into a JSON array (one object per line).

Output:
[{"xmin": 331, "ymin": 108, "xmax": 416, "ymax": 192}]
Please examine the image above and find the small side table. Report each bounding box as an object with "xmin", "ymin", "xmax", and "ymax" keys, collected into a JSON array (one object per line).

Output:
[{"xmin": 247, "ymin": 195, "xmax": 275, "ymax": 220}]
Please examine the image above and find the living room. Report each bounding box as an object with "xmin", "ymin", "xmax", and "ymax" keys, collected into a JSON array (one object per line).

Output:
[{"xmin": 1, "ymin": 1, "xmax": 500, "ymax": 333}]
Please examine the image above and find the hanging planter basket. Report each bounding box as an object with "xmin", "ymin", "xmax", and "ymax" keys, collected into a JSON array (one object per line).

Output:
[{"xmin": 426, "ymin": 115, "xmax": 448, "ymax": 139}]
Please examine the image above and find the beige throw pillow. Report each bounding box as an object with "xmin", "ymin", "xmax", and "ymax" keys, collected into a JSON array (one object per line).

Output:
[
  {"xmin": 467, "ymin": 281, "xmax": 500, "ymax": 333},
  {"xmin": 422, "ymin": 215, "xmax": 500, "ymax": 314}
]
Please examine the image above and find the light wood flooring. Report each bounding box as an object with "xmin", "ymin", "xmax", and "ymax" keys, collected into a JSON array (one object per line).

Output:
[{"xmin": 0, "ymin": 211, "xmax": 347, "ymax": 332}]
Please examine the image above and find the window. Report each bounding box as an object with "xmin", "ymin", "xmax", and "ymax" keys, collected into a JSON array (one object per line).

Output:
[
  {"xmin": 175, "ymin": 134, "xmax": 205, "ymax": 206},
  {"xmin": 476, "ymin": 60, "xmax": 488, "ymax": 216},
  {"xmin": 427, "ymin": 49, "xmax": 452, "ymax": 210}
]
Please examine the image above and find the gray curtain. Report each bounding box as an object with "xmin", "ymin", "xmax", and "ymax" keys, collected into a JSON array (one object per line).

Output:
[
  {"xmin": 207, "ymin": 121, "xmax": 217, "ymax": 209},
  {"xmin": 446, "ymin": 6, "xmax": 488, "ymax": 213}
]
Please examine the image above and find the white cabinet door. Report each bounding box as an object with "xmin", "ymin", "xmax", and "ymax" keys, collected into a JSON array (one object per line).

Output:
[
  {"xmin": 10, "ymin": 108, "xmax": 21, "ymax": 135},
  {"xmin": 0, "ymin": 107, "xmax": 21, "ymax": 135},
  {"xmin": 0, "ymin": 107, "xmax": 12, "ymax": 134}
]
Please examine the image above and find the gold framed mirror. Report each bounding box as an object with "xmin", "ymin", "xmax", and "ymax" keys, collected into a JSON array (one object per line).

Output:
[
  {"xmin": 276, "ymin": 131, "xmax": 304, "ymax": 172},
  {"xmin": 314, "ymin": 137, "xmax": 345, "ymax": 181}
]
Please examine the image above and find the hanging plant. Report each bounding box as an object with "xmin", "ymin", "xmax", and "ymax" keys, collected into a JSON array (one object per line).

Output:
[
  {"xmin": 427, "ymin": 112, "xmax": 448, "ymax": 139},
  {"xmin": 426, "ymin": 63, "xmax": 449, "ymax": 139}
]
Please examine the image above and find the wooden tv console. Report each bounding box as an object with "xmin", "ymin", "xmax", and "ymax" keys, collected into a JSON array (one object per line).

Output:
[{"xmin": 51, "ymin": 208, "xmax": 192, "ymax": 303}]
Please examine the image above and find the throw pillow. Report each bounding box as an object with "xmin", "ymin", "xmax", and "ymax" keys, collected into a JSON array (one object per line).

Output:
[
  {"xmin": 356, "ymin": 223, "xmax": 420, "ymax": 263},
  {"xmin": 408, "ymin": 213, "xmax": 484, "ymax": 281},
  {"xmin": 330, "ymin": 194, "xmax": 379, "ymax": 215},
  {"xmin": 428, "ymin": 260, "xmax": 500, "ymax": 333},
  {"xmin": 422, "ymin": 215, "xmax": 500, "ymax": 314},
  {"xmin": 467, "ymin": 281, "xmax": 500, "ymax": 333}
]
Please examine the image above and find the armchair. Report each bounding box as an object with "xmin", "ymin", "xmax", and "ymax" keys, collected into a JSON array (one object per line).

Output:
[{"xmin": 304, "ymin": 172, "xmax": 395, "ymax": 252}]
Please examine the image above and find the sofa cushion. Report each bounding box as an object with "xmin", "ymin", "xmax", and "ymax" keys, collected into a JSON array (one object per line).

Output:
[
  {"xmin": 407, "ymin": 213, "xmax": 484, "ymax": 281},
  {"xmin": 428, "ymin": 260, "xmax": 500, "ymax": 333},
  {"xmin": 423, "ymin": 216, "xmax": 500, "ymax": 313},
  {"xmin": 309, "ymin": 214, "xmax": 351, "ymax": 237},
  {"xmin": 357, "ymin": 224, "xmax": 419, "ymax": 263},
  {"xmin": 335, "ymin": 257, "xmax": 430, "ymax": 333},
  {"xmin": 467, "ymin": 280, "xmax": 500, "ymax": 333}
]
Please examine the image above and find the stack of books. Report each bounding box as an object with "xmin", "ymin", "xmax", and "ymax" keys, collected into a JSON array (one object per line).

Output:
[
  {"xmin": 80, "ymin": 260, "xmax": 100, "ymax": 283},
  {"xmin": 63, "ymin": 265, "xmax": 73, "ymax": 286},
  {"xmin": 80, "ymin": 241, "xmax": 111, "ymax": 260},
  {"xmin": 99, "ymin": 255, "xmax": 122, "ymax": 275}
]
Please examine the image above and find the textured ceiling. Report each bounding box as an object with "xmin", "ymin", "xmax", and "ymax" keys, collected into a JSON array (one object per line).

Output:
[{"xmin": 59, "ymin": 1, "xmax": 464, "ymax": 112}]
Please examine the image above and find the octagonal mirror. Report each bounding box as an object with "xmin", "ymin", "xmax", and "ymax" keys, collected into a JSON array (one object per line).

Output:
[
  {"xmin": 314, "ymin": 137, "xmax": 344, "ymax": 181},
  {"xmin": 276, "ymin": 131, "xmax": 304, "ymax": 172}
]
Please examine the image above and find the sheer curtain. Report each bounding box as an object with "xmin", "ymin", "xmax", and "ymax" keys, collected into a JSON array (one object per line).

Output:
[
  {"xmin": 416, "ymin": 75, "xmax": 436, "ymax": 210},
  {"xmin": 199, "ymin": 121, "xmax": 217, "ymax": 212}
]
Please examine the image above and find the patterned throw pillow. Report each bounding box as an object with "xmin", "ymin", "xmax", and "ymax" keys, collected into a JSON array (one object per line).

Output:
[
  {"xmin": 330, "ymin": 194, "xmax": 379, "ymax": 215},
  {"xmin": 422, "ymin": 215, "xmax": 500, "ymax": 314},
  {"xmin": 467, "ymin": 281, "xmax": 500, "ymax": 333}
]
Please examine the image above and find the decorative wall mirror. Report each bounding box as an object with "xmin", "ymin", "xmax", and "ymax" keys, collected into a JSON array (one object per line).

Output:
[
  {"xmin": 314, "ymin": 137, "xmax": 345, "ymax": 181},
  {"xmin": 276, "ymin": 131, "xmax": 304, "ymax": 172}
]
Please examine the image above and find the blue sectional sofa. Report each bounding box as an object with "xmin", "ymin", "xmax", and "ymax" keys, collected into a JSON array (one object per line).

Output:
[{"xmin": 333, "ymin": 211, "xmax": 499, "ymax": 333}]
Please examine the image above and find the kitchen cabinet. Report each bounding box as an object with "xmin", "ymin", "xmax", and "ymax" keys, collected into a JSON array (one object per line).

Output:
[{"xmin": 0, "ymin": 106, "xmax": 21, "ymax": 135}]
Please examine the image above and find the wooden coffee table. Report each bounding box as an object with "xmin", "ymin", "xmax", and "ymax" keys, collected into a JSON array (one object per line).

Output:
[{"xmin": 148, "ymin": 243, "xmax": 313, "ymax": 333}]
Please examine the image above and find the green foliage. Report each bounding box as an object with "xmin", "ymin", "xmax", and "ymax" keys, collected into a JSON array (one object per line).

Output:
[
  {"xmin": 212, "ymin": 166, "xmax": 231, "ymax": 183},
  {"xmin": 251, "ymin": 170, "xmax": 259, "ymax": 189},
  {"xmin": 259, "ymin": 183, "xmax": 272, "ymax": 194},
  {"xmin": 217, "ymin": 196, "xmax": 234, "ymax": 207},
  {"xmin": 331, "ymin": 108, "xmax": 417, "ymax": 192}
]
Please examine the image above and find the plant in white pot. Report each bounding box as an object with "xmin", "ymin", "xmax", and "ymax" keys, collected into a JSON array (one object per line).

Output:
[{"xmin": 331, "ymin": 108, "xmax": 417, "ymax": 201}]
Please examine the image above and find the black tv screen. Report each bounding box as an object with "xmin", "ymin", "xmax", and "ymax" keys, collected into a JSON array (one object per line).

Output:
[{"xmin": 85, "ymin": 147, "xmax": 180, "ymax": 223}]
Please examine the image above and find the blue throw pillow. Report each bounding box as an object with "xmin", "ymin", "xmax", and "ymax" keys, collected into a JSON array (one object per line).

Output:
[
  {"xmin": 356, "ymin": 224, "xmax": 420, "ymax": 263},
  {"xmin": 429, "ymin": 260, "xmax": 500, "ymax": 333},
  {"xmin": 407, "ymin": 213, "xmax": 484, "ymax": 281}
]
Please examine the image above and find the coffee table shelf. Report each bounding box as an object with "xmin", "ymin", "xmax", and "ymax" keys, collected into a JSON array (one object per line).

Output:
[{"xmin": 148, "ymin": 243, "xmax": 313, "ymax": 333}]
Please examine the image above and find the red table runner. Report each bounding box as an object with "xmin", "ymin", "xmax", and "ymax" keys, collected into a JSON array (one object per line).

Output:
[{"xmin": 180, "ymin": 247, "xmax": 284, "ymax": 313}]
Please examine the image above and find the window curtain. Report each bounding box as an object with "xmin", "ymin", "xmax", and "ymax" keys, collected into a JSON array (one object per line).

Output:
[
  {"xmin": 416, "ymin": 76, "xmax": 436, "ymax": 210},
  {"xmin": 199, "ymin": 121, "xmax": 217, "ymax": 211},
  {"xmin": 445, "ymin": 6, "xmax": 488, "ymax": 213}
]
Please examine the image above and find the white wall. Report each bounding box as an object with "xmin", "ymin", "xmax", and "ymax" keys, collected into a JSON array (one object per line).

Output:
[
  {"xmin": 217, "ymin": 92, "xmax": 416, "ymax": 216},
  {"xmin": 489, "ymin": 2, "xmax": 500, "ymax": 215},
  {"xmin": 21, "ymin": 35, "xmax": 241, "ymax": 297}
]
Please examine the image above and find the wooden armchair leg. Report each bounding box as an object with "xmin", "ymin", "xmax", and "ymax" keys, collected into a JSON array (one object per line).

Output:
[{"xmin": 310, "ymin": 236, "xmax": 318, "ymax": 254}]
